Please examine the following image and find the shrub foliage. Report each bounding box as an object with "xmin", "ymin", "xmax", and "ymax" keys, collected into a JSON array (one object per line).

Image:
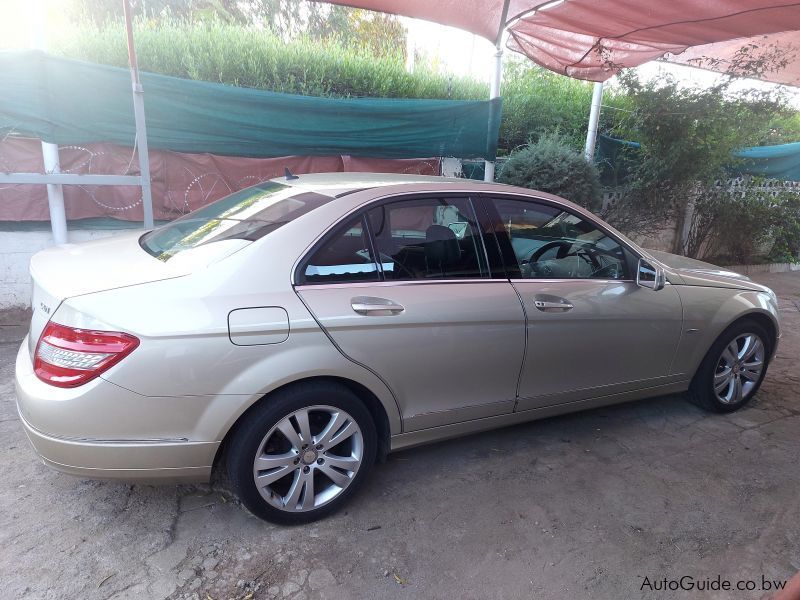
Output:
[{"xmin": 497, "ymin": 135, "xmax": 602, "ymax": 209}]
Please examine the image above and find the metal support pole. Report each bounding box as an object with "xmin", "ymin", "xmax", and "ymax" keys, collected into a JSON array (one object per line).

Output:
[
  {"xmin": 584, "ymin": 81, "xmax": 604, "ymax": 162},
  {"xmin": 123, "ymin": 0, "xmax": 154, "ymax": 229},
  {"xmin": 131, "ymin": 87, "xmax": 154, "ymax": 229},
  {"xmin": 405, "ymin": 26, "xmax": 415, "ymax": 73},
  {"xmin": 41, "ymin": 142, "xmax": 68, "ymax": 244},
  {"xmin": 484, "ymin": 45, "xmax": 503, "ymax": 182},
  {"xmin": 32, "ymin": 0, "xmax": 68, "ymax": 244}
]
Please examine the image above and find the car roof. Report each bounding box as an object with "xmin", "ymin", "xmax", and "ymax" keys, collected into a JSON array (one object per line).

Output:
[{"xmin": 269, "ymin": 172, "xmax": 490, "ymax": 197}]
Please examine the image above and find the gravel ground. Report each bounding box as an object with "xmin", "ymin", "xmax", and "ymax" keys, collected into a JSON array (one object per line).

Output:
[{"xmin": 1, "ymin": 272, "xmax": 798, "ymax": 600}]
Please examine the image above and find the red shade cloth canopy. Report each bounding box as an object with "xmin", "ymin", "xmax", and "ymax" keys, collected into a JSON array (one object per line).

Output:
[
  {"xmin": 315, "ymin": 1, "xmax": 799, "ymax": 84},
  {"xmin": 666, "ymin": 32, "xmax": 800, "ymax": 86},
  {"xmin": 506, "ymin": 0, "xmax": 800, "ymax": 82},
  {"xmin": 310, "ymin": 0, "xmax": 535, "ymax": 44}
]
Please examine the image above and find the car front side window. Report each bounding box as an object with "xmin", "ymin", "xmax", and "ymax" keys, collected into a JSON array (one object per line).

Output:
[{"xmin": 491, "ymin": 197, "xmax": 628, "ymax": 280}]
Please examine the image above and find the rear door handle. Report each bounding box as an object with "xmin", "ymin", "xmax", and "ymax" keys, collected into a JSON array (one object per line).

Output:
[
  {"xmin": 534, "ymin": 299, "xmax": 574, "ymax": 312},
  {"xmin": 351, "ymin": 296, "xmax": 405, "ymax": 315}
]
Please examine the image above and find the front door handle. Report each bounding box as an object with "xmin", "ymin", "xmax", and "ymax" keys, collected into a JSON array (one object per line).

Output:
[
  {"xmin": 351, "ymin": 296, "xmax": 405, "ymax": 315},
  {"xmin": 534, "ymin": 299, "xmax": 574, "ymax": 312}
]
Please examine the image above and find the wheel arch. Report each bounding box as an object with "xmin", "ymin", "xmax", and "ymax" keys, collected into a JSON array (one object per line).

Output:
[
  {"xmin": 733, "ymin": 311, "xmax": 778, "ymax": 357},
  {"xmin": 212, "ymin": 376, "xmax": 393, "ymax": 475},
  {"xmin": 691, "ymin": 308, "xmax": 778, "ymax": 385}
]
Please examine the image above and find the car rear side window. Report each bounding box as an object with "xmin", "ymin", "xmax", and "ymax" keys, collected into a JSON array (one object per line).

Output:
[
  {"xmin": 365, "ymin": 197, "xmax": 490, "ymax": 280},
  {"xmin": 299, "ymin": 215, "xmax": 381, "ymax": 285}
]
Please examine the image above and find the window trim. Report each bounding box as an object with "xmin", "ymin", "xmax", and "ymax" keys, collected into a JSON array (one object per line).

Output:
[
  {"xmin": 293, "ymin": 192, "xmax": 502, "ymax": 287},
  {"xmin": 479, "ymin": 192, "xmax": 638, "ymax": 282}
]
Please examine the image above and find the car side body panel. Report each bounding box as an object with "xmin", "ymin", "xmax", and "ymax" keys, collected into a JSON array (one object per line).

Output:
[
  {"xmin": 670, "ymin": 285, "xmax": 780, "ymax": 377},
  {"xmin": 45, "ymin": 226, "xmax": 404, "ymax": 444},
  {"xmin": 512, "ymin": 280, "xmax": 685, "ymax": 409},
  {"xmin": 298, "ymin": 280, "xmax": 525, "ymax": 431}
]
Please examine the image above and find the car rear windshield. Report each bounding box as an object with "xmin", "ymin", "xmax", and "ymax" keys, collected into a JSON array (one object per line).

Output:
[{"xmin": 140, "ymin": 182, "xmax": 332, "ymax": 261}]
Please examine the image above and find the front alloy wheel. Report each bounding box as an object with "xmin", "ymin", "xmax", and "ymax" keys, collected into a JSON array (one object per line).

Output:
[
  {"xmin": 690, "ymin": 320, "xmax": 771, "ymax": 413},
  {"xmin": 712, "ymin": 334, "xmax": 766, "ymax": 405}
]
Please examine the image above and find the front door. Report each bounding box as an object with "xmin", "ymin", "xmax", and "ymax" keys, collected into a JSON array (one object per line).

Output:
[
  {"xmin": 296, "ymin": 196, "xmax": 526, "ymax": 432},
  {"xmin": 486, "ymin": 195, "xmax": 684, "ymax": 410}
]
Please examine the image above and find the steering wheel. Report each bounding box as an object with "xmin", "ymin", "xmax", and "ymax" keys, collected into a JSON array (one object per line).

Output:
[
  {"xmin": 380, "ymin": 252, "xmax": 416, "ymax": 279},
  {"xmin": 356, "ymin": 248, "xmax": 416, "ymax": 279},
  {"xmin": 525, "ymin": 240, "xmax": 601, "ymax": 278}
]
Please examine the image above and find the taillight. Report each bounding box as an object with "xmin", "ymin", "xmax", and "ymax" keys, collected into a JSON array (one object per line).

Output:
[{"xmin": 34, "ymin": 322, "xmax": 139, "ymax": 388}]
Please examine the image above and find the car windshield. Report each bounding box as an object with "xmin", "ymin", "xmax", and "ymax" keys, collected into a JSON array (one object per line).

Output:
[{"xmin": 140, "ymin": 181, "xmax": 332, "ymax": 261}]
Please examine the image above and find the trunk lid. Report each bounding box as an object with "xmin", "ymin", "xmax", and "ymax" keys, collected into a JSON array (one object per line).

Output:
[{"xmin": 28, "ymin": 231, "xmax": 249, "ymax": 355}]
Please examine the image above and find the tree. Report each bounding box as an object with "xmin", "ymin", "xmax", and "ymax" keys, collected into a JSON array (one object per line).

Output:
[
  {"xmin": 603, "ymin": 70, "xmax": 790, "ymax": 255},
  {"xmin": 65, "ymin": 0, "xmax": 247, "ymax": 24},
  {"xmin": 243, "ymin": 1, "xmax": 406, "ymax": 59}
]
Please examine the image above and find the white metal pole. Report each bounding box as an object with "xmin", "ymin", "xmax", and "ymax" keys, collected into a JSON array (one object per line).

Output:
[
  {"xmin": 484, "ymin": 45, "xmax": 503, "ymax": 182},
  {"xmin": 32, "ymin": 0, "xmax": 68, "ymax": 245},
  {"xmin": 123, "ymin": 0, "xmax": 155, "ymax": 229},
  {"xmin": 584, "ymin": 81, "xmax": 604, "ymax": 162},
  {"xmin": 405, "ymin": 24, "xmax": 415, "ymax": 73},
  {"xmin": 41, "ymin": 142, "xmax": 68, "ymax": 245}
]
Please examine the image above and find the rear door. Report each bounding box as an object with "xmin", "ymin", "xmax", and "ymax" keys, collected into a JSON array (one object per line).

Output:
[
  {"xmin": 484, "ymin": 194, "xmax": 684, "ymax": 410},
  {"xmin": 296, "ymin": 195, "xmax": 526, "ymax": 432}
]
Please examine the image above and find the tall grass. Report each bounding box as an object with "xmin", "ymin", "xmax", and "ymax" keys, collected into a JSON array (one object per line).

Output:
[{"xmin": 51, "ymin": 20, "xmax": 488, "ymax": 100}]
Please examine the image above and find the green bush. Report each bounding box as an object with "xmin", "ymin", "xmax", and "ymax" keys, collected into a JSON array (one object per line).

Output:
[
  {"xmin": 768, "ymin": 189, "xmax": 800, "ymax": 263},
  {"xmin": 706, "ymin": 184, "xmax": 777, "ymax": 264},
  {"xmin": 497, "ymin": 135, "xmax": 601, "ymax": 209}
]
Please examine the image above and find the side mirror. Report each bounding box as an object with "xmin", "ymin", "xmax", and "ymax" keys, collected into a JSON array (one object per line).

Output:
[{"xmin": 637, "ymin": 258, "xmax": 666, "ymax": 291}]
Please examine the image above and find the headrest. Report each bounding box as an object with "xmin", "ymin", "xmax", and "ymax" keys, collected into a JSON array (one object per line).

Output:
[{"xmin": 425, "ymin": 225, "xmax": 460, "ymax": 271}]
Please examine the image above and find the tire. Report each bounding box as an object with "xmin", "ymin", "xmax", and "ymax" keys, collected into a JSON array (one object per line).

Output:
[
  {"xmin": 226, "ymin": 381, "xmax": 377, "ymax": 525},
  {"xmin": 689, "ymin": 319, "xmax": 772, "ymax": 413}
]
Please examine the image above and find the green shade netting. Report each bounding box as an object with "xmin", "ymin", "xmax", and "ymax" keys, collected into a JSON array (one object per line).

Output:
[
  {"xmin": 0, "ymin": 51, "xmax": 502, "ymax": 160},
  {"xmin": 733, "ymin": 142, "xmax": 800, "ymax": 181},
  {"xmin": 597, "ymin": 134, "xmax": 800, "ymax": 183}
]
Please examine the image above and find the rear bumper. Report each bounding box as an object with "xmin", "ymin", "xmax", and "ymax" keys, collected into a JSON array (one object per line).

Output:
[
  {"xmin": 17, "ymin": 410, "xmax": 215, "ymax": 482},
  {"xmin": 15, "ymin": 339, "xmax": 217, "ymax": 483}
]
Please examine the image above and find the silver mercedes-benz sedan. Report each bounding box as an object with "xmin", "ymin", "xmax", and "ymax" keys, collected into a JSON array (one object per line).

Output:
[{"xmin": 15, "ymin": 173, "xmax": 780, "ymax": 523}]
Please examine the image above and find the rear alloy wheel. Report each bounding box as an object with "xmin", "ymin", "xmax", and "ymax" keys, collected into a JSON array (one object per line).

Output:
[
  {"xmin": 227, "ymin": 382, "xmax": 376, "ymax": 524},
  {"xmin": 690, "ymin": 320, "xmax": 771, "ymax": 413}
]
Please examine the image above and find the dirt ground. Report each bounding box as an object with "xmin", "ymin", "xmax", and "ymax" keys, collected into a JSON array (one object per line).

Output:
[{"xmin": 1, "ymin": 272, "xmax": 799, "ymax": 600}]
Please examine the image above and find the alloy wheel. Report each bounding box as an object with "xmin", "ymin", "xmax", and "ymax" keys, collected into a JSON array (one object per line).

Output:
[
  {"xmin": 252, "ymin": 405, "xmax": 364, "ymax": 512},
  {"xmin": 713, "ymin": 333, "xmax": 765, "ymax": 404}
]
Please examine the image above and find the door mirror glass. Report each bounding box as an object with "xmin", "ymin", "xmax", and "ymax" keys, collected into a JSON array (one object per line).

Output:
[{"xmin": 637, "ymin": 258, "xmax": 666, "ymax": 290}]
